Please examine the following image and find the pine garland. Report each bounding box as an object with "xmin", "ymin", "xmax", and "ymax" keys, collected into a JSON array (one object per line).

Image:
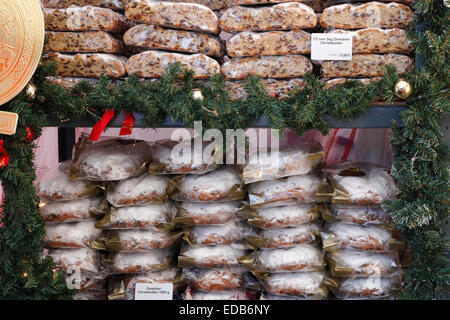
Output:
[{"xmin": 0, "ymin": 0, "xmax": 448, "ymax": 300}]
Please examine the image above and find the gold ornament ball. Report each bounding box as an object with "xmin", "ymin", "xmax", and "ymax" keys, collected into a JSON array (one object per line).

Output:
[
  {"xmin": 192, "ymin": 89, "xmax": 204, "ymax": 101},
  {"xmin": 25, "ymin": 83, "xmax": 37, "ymax": 101},
  {"xmin": 394, "ymin": 79, "xmax": 412, "ymax": 99}
]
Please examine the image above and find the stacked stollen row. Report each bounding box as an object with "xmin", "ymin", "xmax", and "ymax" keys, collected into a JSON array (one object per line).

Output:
[
  {"xmin": 319, "ymin": 1, "xmax": 415, "ymax": 89},
  {"xmin": 238, "ymin": 142, "xmax": 331, "ymax": 300},
  {"xmin": 67, "ymin": 135, "xmax": 183, "ymax": 300},
  {"xmin": 167, "ymin": 140, "xmax": 260, "ymax": 300},
  {"xmin": 220, "ymin": 1, "xmax": 319, "ymax": 100},
  {"xmin": 123, "ymin": 0, "xmax": 222, "ymax": 80},
  {"xmin": 320, "ymin": 161, "xmax": 404, "ymax": 299},
  {"xmin": 41, "ymin": 1, "xmax": 130, "ymax": 87},
  {"xmin": 37, "ymin": 165, "xmax": 108, "ymax": 300}
]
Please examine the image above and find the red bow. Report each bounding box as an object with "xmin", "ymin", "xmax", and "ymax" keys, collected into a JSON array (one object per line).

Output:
[
  {"xmin": 0, "ymin": 140, "xmax": 9, "ymax": 168},
  {"xmin": 89, "ymin": 110, "xmax": 136, "ymax": 141}
]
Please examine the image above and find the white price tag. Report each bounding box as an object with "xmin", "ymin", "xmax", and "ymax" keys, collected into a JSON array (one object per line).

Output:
[
  {"xmin": 311, "ymin": 33, "xmax": 353, "ymax": 61},
  {"xmin": 134, "ymin": 283, "xmax": 173, "ymax": 300}
]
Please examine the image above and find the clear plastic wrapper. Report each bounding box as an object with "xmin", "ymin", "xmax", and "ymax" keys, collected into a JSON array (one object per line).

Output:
[
  {"xmin": 73, "ymin": 290, "xmax": 108, "ymax": 300},
  {"xmin": 321, "ymin": 222, "xmax": 403, "ymax": 252},
  {"xmin": 108, "ymin": 268, "xmax": 184, "ymax": 300},
  {"xmin": 182, "ymin": 267, "xmax": 260, "ymax": 292},
  {"xmin": 69, "ymin": 134, "xmax": 152, "ymax": 181},
  {"xmin": 101, "ymin": 229, "xmax": 183, "ymax": 251},
  {"xmin": 48, "ymin": 248, "xmax": 101, "ymax": 274},
  {"xmin": 240, "ymin": 245, "xmax": 325, "ymax": 273},
  {"xmin": 330, "ymin": 276, "xmax": 402, "ymax": 300},
  {"xmin": 258, "ymin": 272, "xmax": 329, "ymax": 299},
  {"xmin": 260, "ymin": 293, "xmax": 315, "ymax": 300},
  {"xmin": 248, "ymin": 174, "xmax": 328, "ymax": 208},
  {"xmin": 95, "ymin": 202, "xmax": 176, "ymax": 230},
  {"xmin": 178, "ymin": 243, "xmax": 248, "ymax": 268},
  {"xmin": 170, "ymin": 167, "xmax": 245, "ymax": 202},
  {"xmin": 184, "ymin": 219, "xmax": 247, "ymax": 246},
  {"xmin": 183, "ymin": 288, "xmax": 258, "ymax": 300},
  {"xmin": 65, "ymin": 272, "xmax": 107, "ymax": 292},
  {"xmin": 247, "ymin": 223, "xmax": 320, "ymax": 248},
  {"xmin": 105, "ymin": 249, "xmax": 175, "ymax": 274},
  {"xmin": 322, "ymin": 203, "xmax": 393, "ymax": 226},
  {"xmin": 106, "ymin": 173, "xmax": 169, "ymax": 207},
  {"xmin": 44, "ymin": 220, "xmax": 102, "ymax": 248},
  {"xmin": 40, "ymin": 196, "xmax": 108, "ymax": 223},
  {"xmin": 322, "ymin": 162, "xmax": 398, "ymax": 205},
  {"xmin": 37, "ymin": 164, "xmax": 100, "ymax": 201},
  {"xmin": 149, "ymin": 139, "xmax": 221, "ymax": 175},
  {"xmin": 174, "ymin": 201, "xmax": 241, "ymax": 226},
  {"xmin": 240, "ymin": 204, "xmax": 320, "ymax": 229},
  {"xmin": 326, "ymin": 249, "xmax": 401, "ymax": 277},
  {"xmin": 241, "ymin": 143, "xmax": 324, "ymax": 184}
]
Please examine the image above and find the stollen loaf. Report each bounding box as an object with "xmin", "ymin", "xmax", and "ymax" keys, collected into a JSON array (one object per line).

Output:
[
  {"xmin": 227, "ymin": 30, "xmax": 311, "ymax": 57},
  {"xmin": 125, "ymin": 0, "xmax": 219, "ymax": 34},
  {"xmin": 226, "ymin": 78, "xmax": 305, "ymax": 100},
  {"xmin": 219, "ymin": 3, "xmax": 317, "ymax": 33},
  {"xmin": 124, "ymin": 24, "xmax": 222, "ymax": 57},
  {"xmin": 126, "ymin": 51, "xmax": 220, "ymax": 79},
  {"xmin": 222, "ymin": 55, "xmax": 312, "ymax": 80},
  {"xmin": 41, "ymin": 0, "xmax": 129, "ymax": 10},
  {"xmin": 44, "ymin": 6, "xmax": 129, "ymax": 32},
  {"xmin": 320, "ymin": 2, "xmax": 414, "ymax": 29},
  {"xmin": 44, "ymin": 53, "xmax": 127, "ymax": 78},
  {"xmin": 44, "ymin": 31, "xmax": 122, "ymax": 53},
  {"xmin": 320, "ymin": 54, "xmax": 414, "ymax": 78}
]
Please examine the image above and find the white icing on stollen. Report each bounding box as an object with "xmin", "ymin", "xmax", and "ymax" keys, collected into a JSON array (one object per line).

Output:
[
  {"xmin": 264, "ymin": 272, "xmax": 326, "ymax": 296},
  {"xmin": 111, "ymin": 250, "xmax": 174, "ymax": 271},
  {"xmin": 338, "ymin": 277, "xmax": 399, "ymax": 298},
  {"xmin": 45, "ymin": 220, "xmax": 101, "ymax": 247},
  {"xmin": 40, "ymin": 196, "xmax": 105, "ymax": 222},
  {"xmin": 189, "ymin": 219, "xmax": 246, "ymax": 244},
  {"xmin": 257, "ymin": 245, "xmax": 324, "ymax": 271},
  {"xmin": 179, "ymin": 201, "xmax": 241, "ymax": 217},
  {"xmin": 330, "ymin": 249, "xmax": 399, "ymax": 275},
  {"xmin": 249, "ymin": 204, "xmax": 319, "ymax": 228},
  {"xmin": 109, "ymin": 202, "xmax": 176, "ymax": 227},
  {"xmin": 323, "ymin": 222, "xmax": 392, "ymax": 249},
  {"xmin": 260, "ymin": 223, "xmax": 320, "ymax": 246},
  {"xmin": 37, "ymin": 166, "xmax": 98, "ymax": 201},
  {"xmin": 48, "ymin": 248, "xmax": 100, "ymax": 273},
  {"xmin": 180, "ymin": 243, "xmax": 246, "ymax": 266},
  {"xmin": 106, "ymin": 173, "xmax": 168, "ymax": 207}
]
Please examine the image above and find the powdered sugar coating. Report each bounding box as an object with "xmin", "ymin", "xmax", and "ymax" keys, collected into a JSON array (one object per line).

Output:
[
  {"xmin": 179, "ymin": 243, "xmax": 246, "ymax": 268},
  {"xmin": 256, "ymin": 245, "xmax": 324, "ymax": 272},
  {"xmin": 176, "ymin": 201, "xmax": 241, "ymax": 225},
  {"xmin": 188, "ymin": 219, "xmax": 246, "ymax": 245},
  {"xmin": 75, "ymin": 139, "xmax": 152, "ymax": 181},
  {"xmin": 41, "ymin": 197, "xmax": 106, "ymax": 223},
  {"xmin": 106, "ymin": 229, "xmax": 180, "ymax": 250},
  {"xmin": 322, "ymin": 222, "xmax": 392, "ymax": 251},
  {"xmin": 263, "ymin": 272, "xmax": 327, "ymax": 297},
  {"xmin": 245, "ymin": 204, "xmax": 319, "ymax": 229},
  {"xmin": 49, "ymin": 248, "xmax": 100, "ymax": 273},
  {"xmin": 329, "ymin": 250, "xmax": 399, "ymax": 276},
  {"xmin": 256, "ymin": 223, "xmax": 320, "ymax": 248},
  {"xmin": 45, "ymin": 220, "xmax": 101, "ymax": 248},
  {"xmin": 101, "ymin": 202, "xmax": 176, "ymax": 229},
  {"xmin": 248, "ymin": 174, "xmax": 322, "ymax": 207},
  {"xmin": 338, "ymin": 277, "xmax": 400, "ymax": 299},
  {"xmin": 175, "ymin": 167, "xmax": 243, "ymax": 201},
  {"xmin": 106, "ymin": 173, "xmax": 168, "ymax": 207},
  {"xmin": 38, "ymin": 167, "xmax": 100, "ymax": 201},
  {"xmin": 109, "ymin": 250, "xmax": 174, "ymax": 273},
  {"xmin": 328, "ymin": 204, "xmax": 392, "ymax": 225}
]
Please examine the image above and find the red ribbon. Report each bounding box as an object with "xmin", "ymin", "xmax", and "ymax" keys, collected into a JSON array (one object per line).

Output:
[
  {"xmin": 0, "ymin": 140, "xmax": 9, "ymax": 168},
  {"xmin": 119, "ymin": 111, "xmax": 135, "ymax": 136},
  {"xmin": 24, "ymin": 126, "xmax": 33, "ymax": 143},
  {"xmin": 89, "ymin": 109, "xmax": 116, "ymax": 141}
]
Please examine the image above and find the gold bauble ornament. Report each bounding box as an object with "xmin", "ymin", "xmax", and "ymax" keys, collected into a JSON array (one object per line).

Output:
[
  {"xmin": 25, "ymin": 83, "xmax": 36, "ymax": 101},
  {"xmin": 394, "ymin": 79, "xmax": 412, "ymax": 99},
  {"xmin": 192, "ymin": 89, "xmax": 204, "ymax": 101}
]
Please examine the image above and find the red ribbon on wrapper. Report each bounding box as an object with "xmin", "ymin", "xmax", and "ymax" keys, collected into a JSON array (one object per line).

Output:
[
  {"xmin": 89, "ymin": 109, "xmax": 116, "ymax": 141},
  {"xmin": 0, "ymin": 140, "xmax": 9, "ymax": 168},
  {"xmin": 119, "ymin": 111, "xmax": 135, "ymax": 136}
]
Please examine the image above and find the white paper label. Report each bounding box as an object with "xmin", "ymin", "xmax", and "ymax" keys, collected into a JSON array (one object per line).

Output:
[
  {"xmin": 134, "ymin": 283, "xmax": 173, "ymax": 300},
  {"xmin": 311, "ymin": 33, "xmax": 353, "ymax": 61}
]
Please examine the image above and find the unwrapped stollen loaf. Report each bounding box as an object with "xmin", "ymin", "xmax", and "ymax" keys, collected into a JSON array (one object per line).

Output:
[{"xmin": 44, "ymin": 31, "xmax": 123, "ymax": 53}]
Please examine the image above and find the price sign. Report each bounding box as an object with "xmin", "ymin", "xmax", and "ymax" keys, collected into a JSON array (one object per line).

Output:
[
  {"xmin": 134, "ymin": 283, "xmax": 173, "ymax": 300},
  {"xmin": 311, "ymin": 33, "xmax": 353, "ymax": 61}
]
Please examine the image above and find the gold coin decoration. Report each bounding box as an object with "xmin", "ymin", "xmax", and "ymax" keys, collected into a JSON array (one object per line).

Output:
[{"xmin": 0, "ymin": 0, "xmax": 44, "ymax": 106}]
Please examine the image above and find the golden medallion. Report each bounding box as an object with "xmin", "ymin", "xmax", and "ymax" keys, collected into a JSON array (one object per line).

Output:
[{"xmin": 0, "ymin": 0, "xmax": 44, "ymax": 106}]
